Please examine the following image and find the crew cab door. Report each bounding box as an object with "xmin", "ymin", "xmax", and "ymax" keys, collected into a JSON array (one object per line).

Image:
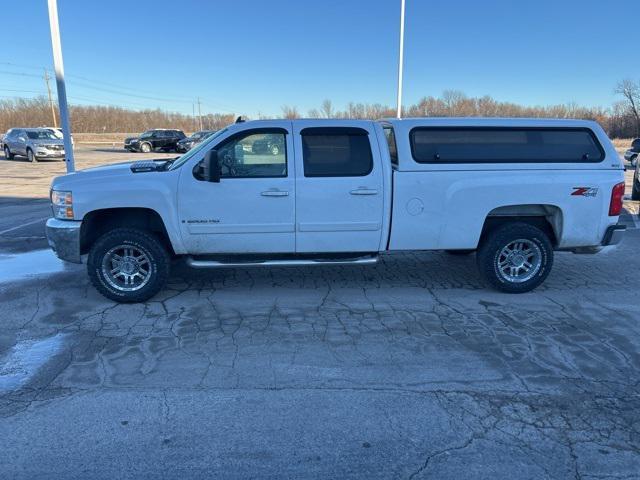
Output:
[
  {"xmin": 177, "ymin": 123, "xmax": 295, "ymax": 254},
  {"xmin": 293, "ymin": 122, "xmax": 384, "ymax": 252}
]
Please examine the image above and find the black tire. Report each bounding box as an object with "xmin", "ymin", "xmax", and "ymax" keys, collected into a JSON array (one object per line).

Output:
[
  {"xmin": 88, "ymin": 228, "xmax": 170, "ymax": 303},
  {"xmin": 632, "ymin": 168, "xmax": 640, "ymax": 201},
  {"xmin": 444, "ymin": 249, "xmax": 474, "ymax": 255},
  {"xmin": 27, "ymin": 148, "xmax": 37, "ymax": 163},
  {"xmin": 4, "ymin": 146, "xmax": 13, "ymax": 160},
  {"xmin": 140, "ymin": 142, "xmax": 152, "ymax": 153},
  {"xmin": 476, "ymin": 222, "xmax": 553, "ymax": 293}
]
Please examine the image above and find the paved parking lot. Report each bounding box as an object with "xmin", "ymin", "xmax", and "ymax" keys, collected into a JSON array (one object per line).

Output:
[{"xmin": 0, "ymin": 146, "xmax": 639, "ymax": 478}]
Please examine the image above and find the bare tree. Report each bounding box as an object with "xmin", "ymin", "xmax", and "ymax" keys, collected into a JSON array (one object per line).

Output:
[
  {"xmin": 614, "ymin": 79, "xmax": 640, "ymax": 136},
  {"xmin": 320, "ymin": 99, "xmax": 334, "ymax": 118},
  {"xmin": 2, "ymin": 88, "xmax": 638, "ymax": 138},
  {"xmin": 281, "ymin": 105, "xmax": 300, "ymax": 119}
]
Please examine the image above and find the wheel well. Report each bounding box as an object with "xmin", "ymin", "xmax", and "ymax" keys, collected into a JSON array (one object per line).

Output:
[
  {"xmin": 80, "ymin": 208, "xmax": 174, "ymax": 255},
  {"xmin": 480, "ymin": 205, "xmax": 562, "ymax": 246}
]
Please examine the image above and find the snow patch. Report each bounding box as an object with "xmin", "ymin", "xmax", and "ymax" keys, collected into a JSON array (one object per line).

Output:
[
  {"xmin": 0, "ymin": 249, "xmax": 67, "ymax": 284},
  {"xmin": 0, "ymin": 333, "xmax": 67, "ymax": 393}
]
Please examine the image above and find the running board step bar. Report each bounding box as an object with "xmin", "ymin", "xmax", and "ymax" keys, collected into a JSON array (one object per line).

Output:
[{"xmin": 185, "ymin": 255, "xmax": 379, "ymax": 269}]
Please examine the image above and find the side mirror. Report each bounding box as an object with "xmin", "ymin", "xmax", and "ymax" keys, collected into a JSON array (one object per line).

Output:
[
  {"xmin": 203, "ymin": 149, "xmax": 220, "ymax": 183},
  {"xmin": 18, "ymin": 137, "xmax": 26, "ymax": 142}
]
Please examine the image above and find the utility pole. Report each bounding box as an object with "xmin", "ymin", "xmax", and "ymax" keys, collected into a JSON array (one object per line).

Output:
[
  {"xmin": 47, "ymin": 0, "xmax": 74, "ymax": 172},
  {"xmin": 396, "ymin": 0, "xmax": 406, "ymax": 119},
  {"xmin": 192, "ymin": 102, "xmax": 196, "ymax": 132},
  {"xmin": 44, "ymin": 68, "xmax": 57, "ymax": 128},
  {"xmin": 197, "ymin": 97, "xmax": 203, "ymax": 130}
]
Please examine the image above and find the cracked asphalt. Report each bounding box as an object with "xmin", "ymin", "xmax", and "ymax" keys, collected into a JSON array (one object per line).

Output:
[
  {"xmin": 0, "ymin": 229, "xmax": 639, "ymax": 479},
  {"xmin": 0, "ymin": 147, "xmax": 639, "ymax": 479}
]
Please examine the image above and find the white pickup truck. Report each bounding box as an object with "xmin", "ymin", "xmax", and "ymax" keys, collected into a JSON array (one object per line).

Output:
[{"xmin": 46, "ymin": 118, "xmax": 626, "ymax": 302}]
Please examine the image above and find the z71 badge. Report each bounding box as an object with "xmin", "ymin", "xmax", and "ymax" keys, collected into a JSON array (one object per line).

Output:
[{"xmin": 571, "ymin": 187, "xmax": 599, "ymax": 197}]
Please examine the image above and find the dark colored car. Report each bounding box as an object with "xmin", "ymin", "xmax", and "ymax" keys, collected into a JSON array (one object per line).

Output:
[
  {"xmin": 176, "ymin": 130, "xmax": 216, "ymax": 153},
  {"xmin": 623, "ymin": 138, "xmax": 640, "ymax": 167},
  {"xmin": 124, "ymin": 129, "xmax": 186, "ymax": 153},
  {"xmin": 251, "ymin": 134, "xmax": 285, "ymax": 155},
  {"xmin": 632, "ymin": 158, "xmax": 640, "ymax": 200}
]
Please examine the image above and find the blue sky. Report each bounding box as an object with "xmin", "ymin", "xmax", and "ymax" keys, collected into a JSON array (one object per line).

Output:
[{"xmin": 2, "ymin": 0, "xmax": 638, "ymax": 117}]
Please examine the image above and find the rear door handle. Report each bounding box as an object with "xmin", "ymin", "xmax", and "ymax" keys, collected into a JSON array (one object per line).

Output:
[
  {"xmin": 261, "ymin": 190, "xmax": 289, "ymax": 197},
  {"xmin": 350, "ymin": 188, "xmax": 378, "ymax": 196}
]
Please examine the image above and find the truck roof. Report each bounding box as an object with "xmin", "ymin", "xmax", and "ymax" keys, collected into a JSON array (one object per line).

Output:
[
  {"xmin": 381, "ymin": 117, "xmax": 601, "ymax": 129},
  {"xmin": 230, "ymin": 117, "xmax": 602, "ymax": 130}
]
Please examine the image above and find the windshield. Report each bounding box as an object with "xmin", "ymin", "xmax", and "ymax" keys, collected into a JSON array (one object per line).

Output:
[
  {"xmin": 169, "ymin": 128, "xmax": 227, "ymax": 170},
  {"xmin": 26, "ymin": 130, "xmax": 57, "ymax": 140},
  {"xmin": 139, "ymin": 131, "xmax": 154, "ymax": 139}
]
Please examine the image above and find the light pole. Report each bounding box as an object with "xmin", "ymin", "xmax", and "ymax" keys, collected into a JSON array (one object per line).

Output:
[
  {"xmin": 396, "ymin": 0, "xmax": 406, "ymax": 119},
  {"xmin": 47, "ymin": 0, "xmax": 75, "ymax": 172}
]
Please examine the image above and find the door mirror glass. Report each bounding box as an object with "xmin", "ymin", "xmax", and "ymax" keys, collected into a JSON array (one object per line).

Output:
[{"xmin": 203, "ymin": 149, "xmax": 220, "ymax": 183}]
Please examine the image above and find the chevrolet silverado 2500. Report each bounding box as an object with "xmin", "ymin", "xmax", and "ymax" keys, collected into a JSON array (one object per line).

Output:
[{"xmin": 46, "ymin": 118, "xmax": 626, "ymax": 302}]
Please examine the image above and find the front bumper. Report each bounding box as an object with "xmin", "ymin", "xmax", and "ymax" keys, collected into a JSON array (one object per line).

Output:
[
  {"xmin": 601, "ymin": 224, "xmax": 626, "ymax": 246},
  {"xmin": 46, "ymin": 218, "xmax": 82, "ymax": 263}
]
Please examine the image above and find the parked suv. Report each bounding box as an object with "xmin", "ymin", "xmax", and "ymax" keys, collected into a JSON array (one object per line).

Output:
[
  {"xmin": 43, "ymin": 127, "xmax": 74, "ymax": 146},
  {"xmin": 623, "ymin": 138, "xmax": 640, "ymax": 167},
  {"xmin": 124, "ymin": 129, "xmax": 185, "ymax": 153},
  {"xmin": 176, "ymin": 130, "xmax": 216, "ymax": 153},
  {"xmin": 3, "ymin": 128, "xmax": 65, "ymax": 162},
  {"xmin": 251, "ymin": 134, "xmax": 285, "ymax": 155}
]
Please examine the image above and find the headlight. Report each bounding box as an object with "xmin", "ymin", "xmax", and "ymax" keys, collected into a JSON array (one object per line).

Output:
[{"xmin": 51, "ymin": 190, "xmax": 74, "ymax": 219}]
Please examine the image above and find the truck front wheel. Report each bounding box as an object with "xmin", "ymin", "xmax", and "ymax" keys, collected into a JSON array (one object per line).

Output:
[
  {"xmin": 88, "ymin": 228, "xmax": 170, "ymax": 303},
  {"xmin": 476, "ymin": 222, "xmax": 553, "ymax": 293}
]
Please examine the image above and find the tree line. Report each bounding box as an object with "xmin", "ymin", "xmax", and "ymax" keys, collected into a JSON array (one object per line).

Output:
[{"xmin": 1, "ymin": 79, "xmax": 639, "ymax": 138}]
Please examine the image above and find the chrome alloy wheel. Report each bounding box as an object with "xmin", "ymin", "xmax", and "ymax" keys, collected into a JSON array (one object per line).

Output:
[
  {"xmin": 101, "ymin": 245, "xmax": 152, "ymax": 292},
  {"xmin": 496, "ymin": 238, "xmax": 542, "ymax": 284}
]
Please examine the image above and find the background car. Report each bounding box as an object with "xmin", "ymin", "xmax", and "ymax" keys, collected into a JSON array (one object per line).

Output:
[
  {"xmin": 43, "ymin": 127, "xmax": 74, "ymax": 146},
  {"xmin": 623, "ymin": 138, "xmax": 640, "ymax": 167},
  {"xmin": 176, "ymin": 130, "xmax": 216, "ymax": 153},
  {"xmin": 251, "ymin": 134, "xmax": 285, "ymax": 155},
  {"xmin": 124, "ymin": 129, "xmax": 185, "ymax": 153},
  {"xmin": 3, "ymin": 128, "xmax": 65, "ymax": 162},
  {"xmin": 633, "ymin": 159, "xmax": 640, "ymax": 200}
]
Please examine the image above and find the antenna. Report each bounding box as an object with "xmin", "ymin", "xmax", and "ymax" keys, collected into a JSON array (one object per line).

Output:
[{"xmin": 44, "ymin": 68, "xmax": 57, "ymax": 128}]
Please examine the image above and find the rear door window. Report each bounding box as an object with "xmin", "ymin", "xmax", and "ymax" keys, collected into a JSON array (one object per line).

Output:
[
  {"xmin": 410, "ymin": 127, "xmax": 605, "ymax": 163},
  {"xmin": 301, "ymin": 127, "xmax": 373, "ymax": 177}
]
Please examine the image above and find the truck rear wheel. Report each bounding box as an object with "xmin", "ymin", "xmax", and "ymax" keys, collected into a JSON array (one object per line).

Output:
[
  {"xmin": 88, "ymin": 228, "xmax": 170, "ymax": 303},
  {"xmin": 476, "ymin": 222, "xmax": 553, "ymax": 293}
]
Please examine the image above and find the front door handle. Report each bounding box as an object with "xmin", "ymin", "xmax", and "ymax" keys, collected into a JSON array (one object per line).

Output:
[
  {"xmin": 350, "ymin": 188, "xmax": 378, "ymax": 196},
  {"xmin": 261, "ymin": 190, "xmax": 289, "ymax": 197}
]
